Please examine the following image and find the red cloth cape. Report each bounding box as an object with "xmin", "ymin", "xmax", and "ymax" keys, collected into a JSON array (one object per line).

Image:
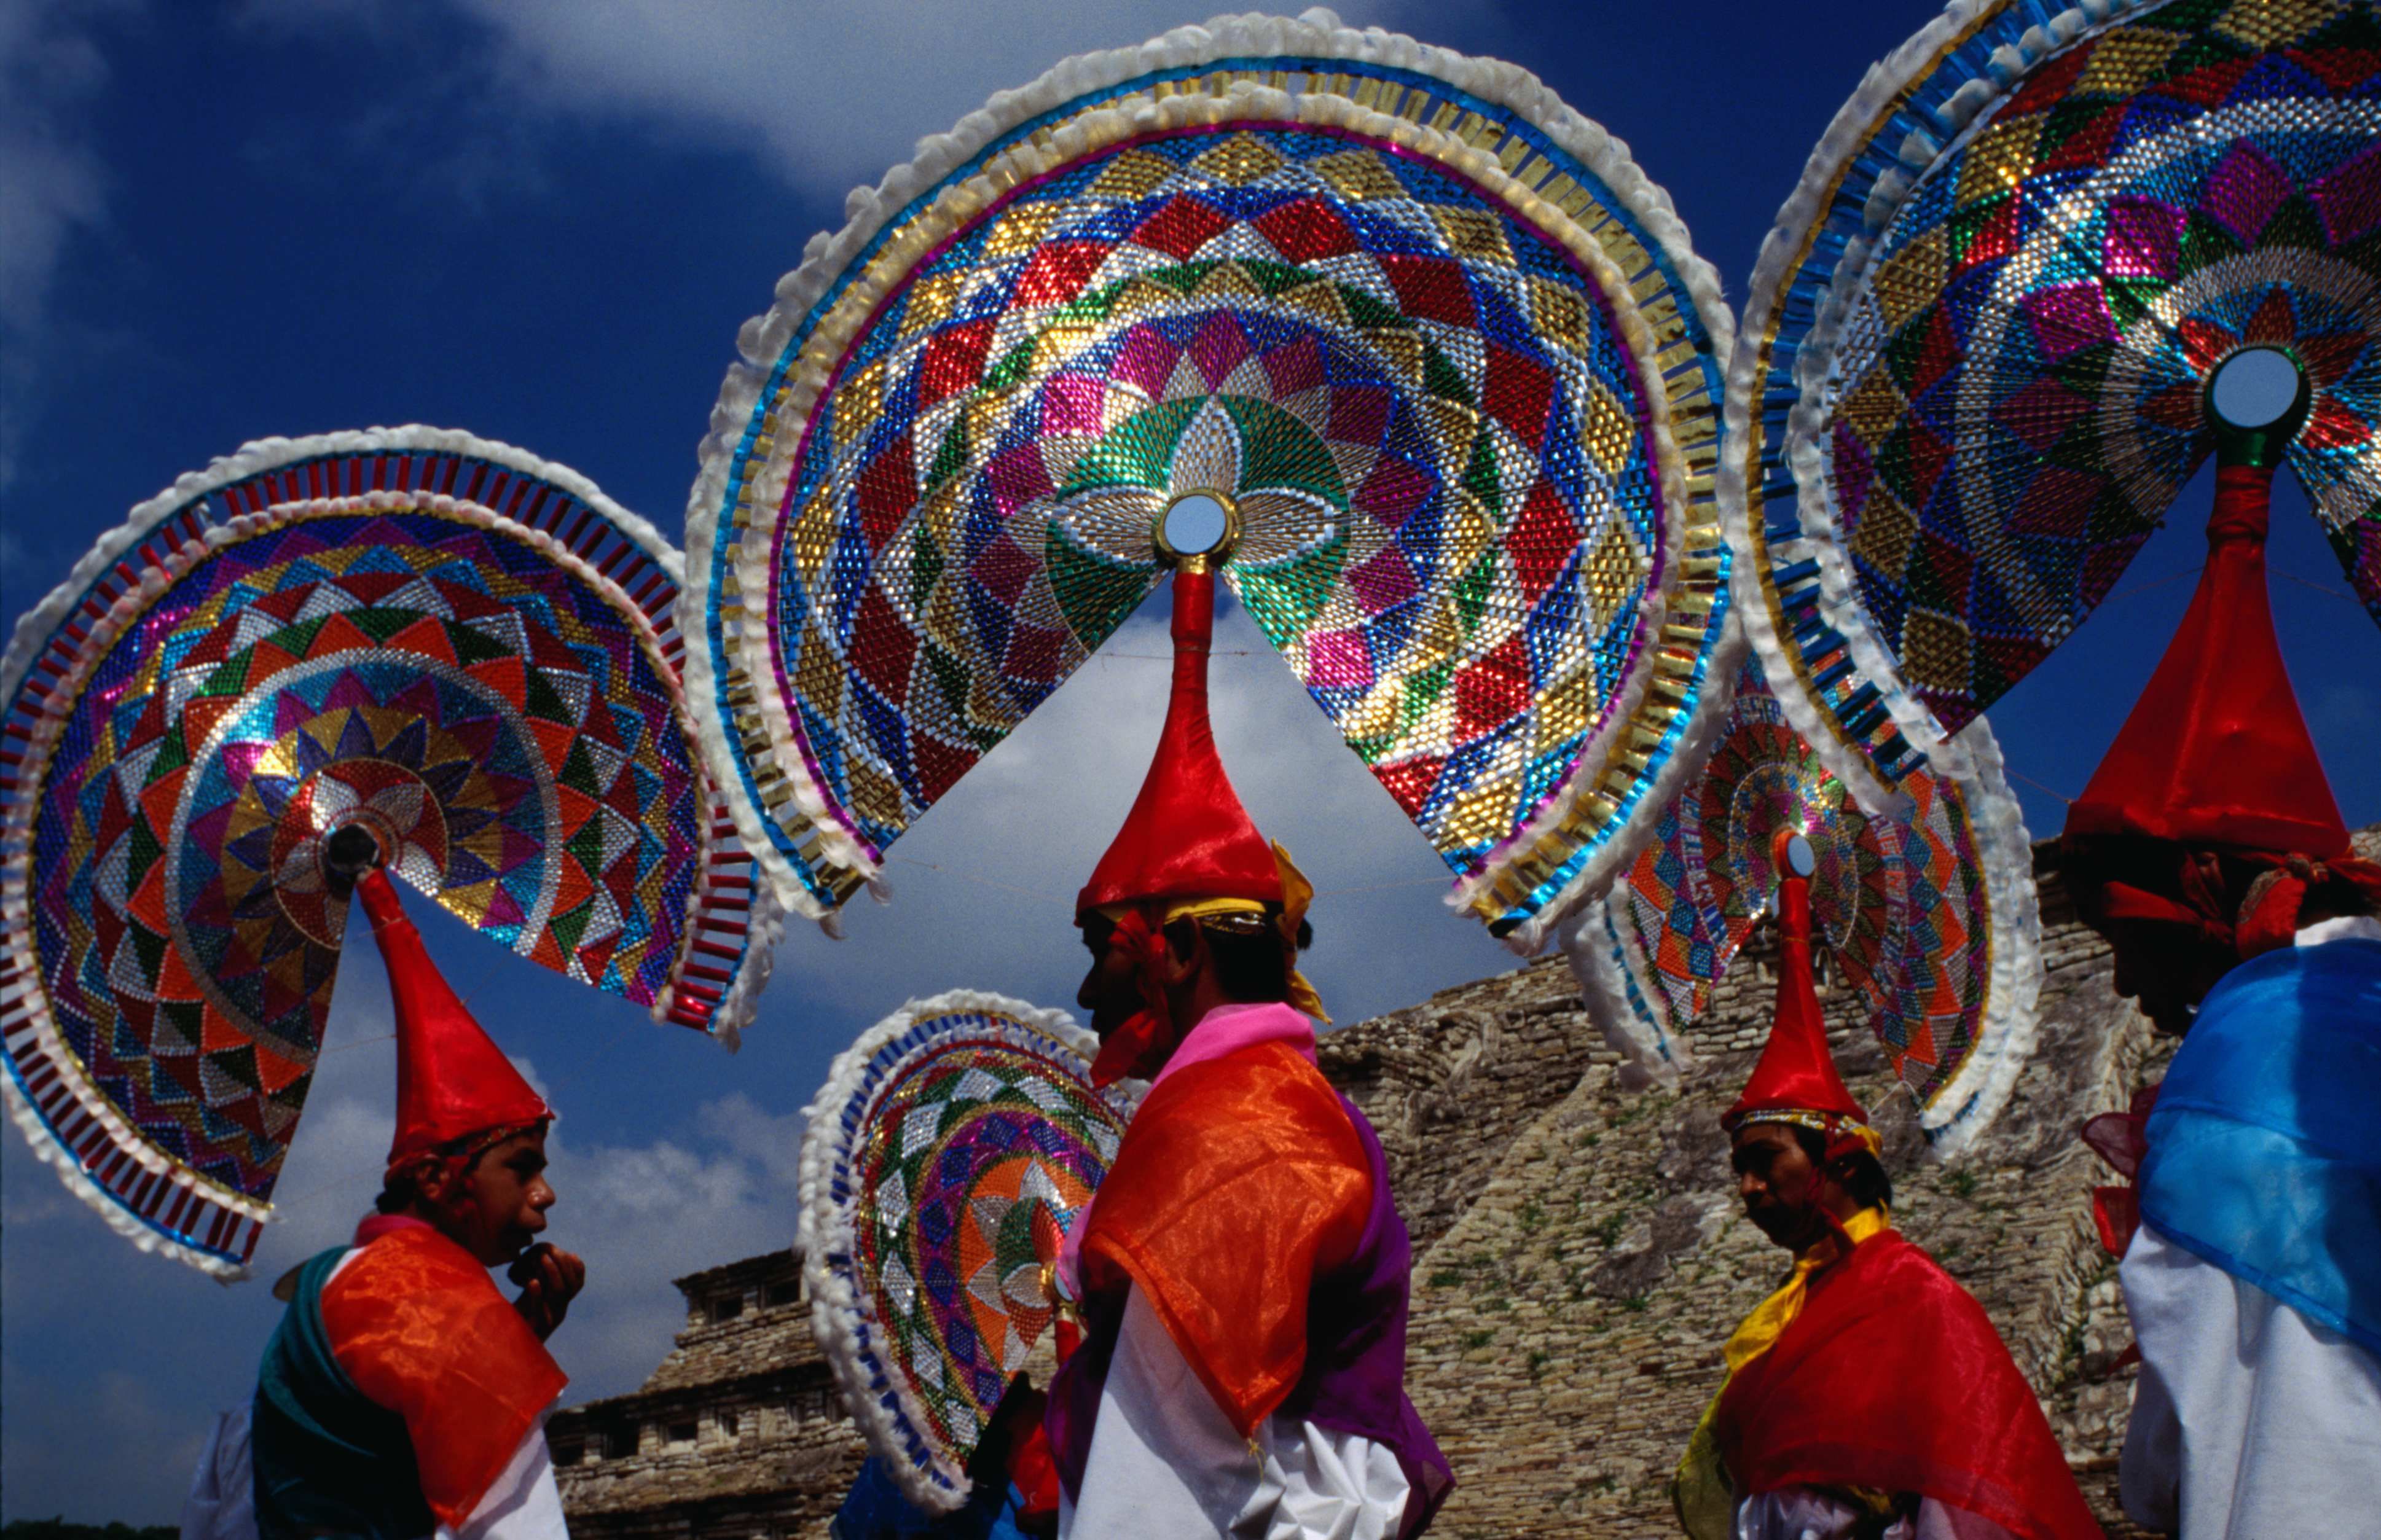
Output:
[
  {"xmin": 321, "ymin": 1223, "xmax": 567, "ymax": 1528},
  {"xmin": 1716, "ymin": 1230, "xmax": 2100, "ymax": 1540},
  {"xmin": 1077, "ymin": 1039, "xmax": 1371, "ymax": 1434}
]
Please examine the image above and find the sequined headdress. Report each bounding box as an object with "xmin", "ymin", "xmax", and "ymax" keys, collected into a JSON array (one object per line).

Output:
[
  {"xmin": 2063, "ymin": 349, "xmax": 2381, "ymax": 955},
  {"xmin": 353, "ymin": 866, "xmax": 552, "ymax": 1171},
  {"xmin": 1721, "ymin": 831, "xmax": 1878, "ymax": 1159},
  {"xmin": 1078, "ymin": 546, "xmax": 1324, "ymax": 1084}
]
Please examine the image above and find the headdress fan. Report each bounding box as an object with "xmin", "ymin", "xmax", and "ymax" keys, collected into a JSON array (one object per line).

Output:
[
  {"xmin": 1563, "ymin": 651, "xmax": 2040, "ymax": 1152},
  {"xmin": 1728, "ymin": 0, "xmax": 2381, "ymax": 808},
  {"xmin": 798, "ymin": 992, "xmax": 1139, "ymax": 1511},
  {"xmin": 0, "ymin": 428, "xmax": 779, "ymax": 1276},
  {"xmin": 688, "ymin": 10, "xmax": 1738, "ymax": 946}
]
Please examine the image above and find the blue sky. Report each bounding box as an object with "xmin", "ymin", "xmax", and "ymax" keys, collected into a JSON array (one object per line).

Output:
[{"xmin": 4, "ymin": 0, "xmax": 2377, "ymax": 1521}]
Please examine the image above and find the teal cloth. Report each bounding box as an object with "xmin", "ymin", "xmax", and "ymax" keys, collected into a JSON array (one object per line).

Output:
[
  {"xmin": 251, "ymin": 1245, "xmax": 436, "ymax": 1540},
  {"xmin": 2140, "ymin": 937, "xmax": 2381, "ymax": 1354}
]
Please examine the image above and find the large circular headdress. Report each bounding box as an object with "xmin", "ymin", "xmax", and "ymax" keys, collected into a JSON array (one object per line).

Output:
[
  {"xmin": 798, "ymin": 991, "xmax": 1139, "ymax": 1511},
  {"xmin": 1563, "ymin": 649, "xmax": 2040, "ymax": 1152},
  {"xmin": 0, "ymin": 429, "xmax": 779, "ymax": 1275},
  {"xmin": 688, "ymin": 10, "xmax": 1738, "ymax": 944},
  {"xmin": 1728, "ymin": 0, "xmax": 2381, "ymax": 808}
]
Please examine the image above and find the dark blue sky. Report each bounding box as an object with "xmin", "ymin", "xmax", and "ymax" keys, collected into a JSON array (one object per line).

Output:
[{"xmin": 4, "ymin": 1, "xmax": 2375, "ymax": 1520}]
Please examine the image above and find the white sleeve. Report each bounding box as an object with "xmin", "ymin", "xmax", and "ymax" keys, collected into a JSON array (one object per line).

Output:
[
  {"xmin": 436, "ymin": 1409, "xmax": 570, "ymax": 1540},
  {"xmin": 1733, "ymin": 1489, "xmax": 2020, "ymax": 1539},
  {"xmin": 1059, "ymin": 1286, "xmax": 1410, "ymax": 1540},
  {"xmin": 2120, "ymin": 1224, "xmax": 2381, "ymax": 1539},
  {"xmin": 179, "ymin": 1405, "xmax": 259, "ymax": 1540}
]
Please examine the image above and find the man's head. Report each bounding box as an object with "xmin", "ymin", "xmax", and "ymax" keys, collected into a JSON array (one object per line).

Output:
[
  {"xmin": 2065, "ymin": 836, "xmax": 2381, "ymax": 1032},
  {"xmin": 1729, "ymin": 1122, "xmax": 1891, "ymax": 1254},
  {"xmin": 1075, "ymin": 905, "xmax": 1312, "ymax": 1049},
  {"xmin": 379, "ymin": 1120, "xmax": 555, "ymax": 1267}
]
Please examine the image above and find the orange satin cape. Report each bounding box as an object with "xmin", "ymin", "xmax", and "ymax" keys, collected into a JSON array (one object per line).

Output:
[
  {"xmin": 1076, "ymin": 1039, "xmax": 1372, "ymax": 1435},
  {"xmin": 320, "ymin": 1224, "xmax": 567, "ymax": 1528}
]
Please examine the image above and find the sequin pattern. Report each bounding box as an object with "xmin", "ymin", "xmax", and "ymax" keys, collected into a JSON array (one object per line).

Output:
[
  {"xmin": 805, "ymin": 1003, "xmax": 1135, "ymax": 1503},
  {"xmin": 699, "ymin": 56, "xmax": 1732, "ymax": 935},
  {"xmin": 0, "ymin": 442, "xmax": 759, "ymax": 1272},
  {"xmin": 1741, "ymin": 0, "xmax": 2381, "ymax": 788},
  {"xmin": 1600, "ymin": 658, "xmax": 1996, "ymax": 1120}
]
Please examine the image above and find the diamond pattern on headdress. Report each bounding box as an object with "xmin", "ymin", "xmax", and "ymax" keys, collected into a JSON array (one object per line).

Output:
[
  {"xmin": 1736, "ymin": 0, "xmax": 2381, "ymax": 797},
  {"xmin": 0, "ymin": 435, "xmax": 767, "ymax": 1275},
  {"xmin": 801, "ymin": 998, "xmax": 1136, "ymax": 1511},
  {"xmin": 693, "ymin": 48, "xmax": 1733, "ymax": 937}
]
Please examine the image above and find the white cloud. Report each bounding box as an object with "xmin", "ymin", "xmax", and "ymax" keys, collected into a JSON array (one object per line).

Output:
[
  {"xmin": 0, "ymin": 0, "xmax": 124, "ymax": 334},
  {"xmin": 236, "ymin": 0, "xmax": 1493, "ymax": 206},
  {"xmin": 0, "ymin": 0, "xmax": 138, "ymax": 490}
]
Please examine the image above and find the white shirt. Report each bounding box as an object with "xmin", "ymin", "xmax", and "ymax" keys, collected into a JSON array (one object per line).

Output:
[
  {"xmin": 1060, "ymin": 1288, "xmax": 1411, "ymax": 1539},
  {"xmin": 2119, "ymin": 1224, "xmax": 2381, "ymax": 1536},
  {"xmin": 1733, "ymin": 1489, "xmax": 2015, "ymax": 1539},
  {"xmin": 2114, "ymin": 917, "xmax": 2381, "ymax": 1537}
]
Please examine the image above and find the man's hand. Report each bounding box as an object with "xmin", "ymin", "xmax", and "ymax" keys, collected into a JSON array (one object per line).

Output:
[{"xmin": 509, "ymin": 1243, "xmax": 586, "ymax": 1340}]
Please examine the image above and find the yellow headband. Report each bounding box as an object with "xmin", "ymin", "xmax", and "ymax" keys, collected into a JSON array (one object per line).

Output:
[{"xmin": 1089, "ymin": 843, "xmax": 1329, "ymax": 1024}]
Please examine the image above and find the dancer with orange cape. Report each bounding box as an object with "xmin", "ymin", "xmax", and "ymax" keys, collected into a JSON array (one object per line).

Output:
[
  {"xmin": 1045, "ymin": 547, "xmax": 1451, "ymax": 1540},
  {"xmin": 182, "ymin": 832, "xmax": 584, "ymax": 1540}
]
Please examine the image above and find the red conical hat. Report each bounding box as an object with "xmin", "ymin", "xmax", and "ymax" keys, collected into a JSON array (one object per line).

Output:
[
  {"xmin": 1723, "ymin": 831, "xmax": 1876, "ymax": 1154},
  {"xmin": 1077, "ymin": 565, "xmax": 1282, "ymax": 918},
  {"xmin": 355, "ymin": 869, "xmax": 552, "ymax": 1168},
  {"xmin": 2066, "ymin": 464, "xmax": 2347, "ymax": 860}
]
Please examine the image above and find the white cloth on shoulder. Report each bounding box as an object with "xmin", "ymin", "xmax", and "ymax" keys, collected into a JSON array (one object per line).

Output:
[
  {"xmin": 2119, "ymin": 1221, "xmax": 2381, "ymax": 1538},
  {"xmin": 1733, "ymin": 1488, "xmax": 2016, "ymax": 1539},
  {"xmin": 1059, "ymin": 1286, "xmax": 1410, "ymax": 1539}
]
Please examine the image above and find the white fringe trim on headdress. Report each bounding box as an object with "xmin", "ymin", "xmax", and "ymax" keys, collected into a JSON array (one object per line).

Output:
[
  {"xmin": 684, "ymin": 10, "xmax": 1738, "ymax": 943},
  {"xmin": 1721, "ymin": 0, "xmax": 2153, "ymax": 817},
  {"xmin": 796, "ymin": 989, "xmax": 1140, "ymax": 1512}
]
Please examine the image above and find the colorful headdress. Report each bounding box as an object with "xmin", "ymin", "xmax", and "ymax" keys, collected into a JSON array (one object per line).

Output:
[
  {"xmin": 1721, "ymin": 831, "xmax": 1879, "ymax": 1160},
  {"xmin": 353, "ymin": 867, "xmax": 551, "ymax": 1171},
  {"xmin": 2068, "ymin": 467, "xmax": 2347, "ymax": 861},
  {"xmin": 1078, "ymin": 555, "xmax": 1324, "ymax": 1083},
  {"xmin": 683, "ymin": 13, "xmax": 1741, "ymax": 950},
  {"xmin": 0, "ymin": 428, "xmax": 771, "ymax": 1277},
  {"xmin": 1725, "ymin": 0, "xmax": 2381, "ymax": 815},
  {"xmin": 2063, "ymin": 372, "xmax": 2381, "ymax": 953},
  {"xmin": 1569, "ymin": 648, "xmax": 2039, "ymax": 1154},
  {"xmin": 798, "ymin": 990, "xmax": 1138, "ymax": 1512}
]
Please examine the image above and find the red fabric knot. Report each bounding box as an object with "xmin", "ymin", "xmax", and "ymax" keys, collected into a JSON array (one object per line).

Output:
[
  {"xmin": 1087, "ymin": 907, "xmax": 1179, "ymax": 1088},
  {"xmin": 2236, "ymin": 850, "xmax": 2381, "ymax": 957},
  {"xmin": 2081, "ymin": 1082, "xmax": 2160, "ymax": 1259}
]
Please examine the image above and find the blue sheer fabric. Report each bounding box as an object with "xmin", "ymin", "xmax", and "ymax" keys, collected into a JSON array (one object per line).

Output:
[{"xmin": 2138, "ymin": 937, "xmax": 2381, "ymax": 1354}]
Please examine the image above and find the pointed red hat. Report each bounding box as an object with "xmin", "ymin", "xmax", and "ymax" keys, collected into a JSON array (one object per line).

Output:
[
  {"xmin": 1076, "ymin": 565, "xmax": 1283, "ymax": 918},
  {"xmin": 354, "ymin": 867, "xmax": 552, "ymax": 1168},
  {"xmin": 1722, "ymin": 831, "xmax": 1876, "ymax": 1154},
  {"xmin": 2066, "ymin": 463, "xmax": 2348, "ymax": 860}
]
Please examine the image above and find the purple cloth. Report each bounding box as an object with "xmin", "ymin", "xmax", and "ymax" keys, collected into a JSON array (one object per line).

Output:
[{"xmin": 1046, "ymin": 1091, "xmax": 1453, "ymax": 1538}]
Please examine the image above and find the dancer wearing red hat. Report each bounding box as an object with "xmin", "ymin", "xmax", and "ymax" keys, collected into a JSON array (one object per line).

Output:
[
  {"xmin": 182, "ymin": 834, "xmax": 584, "ymax": 1540},
  {"xmin": 2064, "ymin": 348, "xmax": 2381, "ymax": 1538},
  {"xmin": 1671, "ymin": 832, "xmax": 2098, "ymax": 1540},
  {"xmin": 1042, "ymin": 542, "xmax": 1450, "ymax": 1540}
]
